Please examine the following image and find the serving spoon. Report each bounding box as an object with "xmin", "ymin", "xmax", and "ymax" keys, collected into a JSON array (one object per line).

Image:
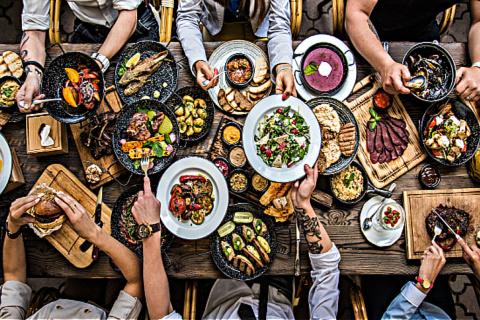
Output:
[{"xmin": 362, "ymin": 183, "xmax": 397, "ymax": 231}]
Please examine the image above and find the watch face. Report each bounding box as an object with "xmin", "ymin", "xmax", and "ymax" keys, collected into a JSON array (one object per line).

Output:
[
  {"xmin": 137, "ymin": 224, "xmax": 151, "ymax": 239},
  {"xmin": 422, "ymin": 279, "xmax": 431, "ymax": 289}
]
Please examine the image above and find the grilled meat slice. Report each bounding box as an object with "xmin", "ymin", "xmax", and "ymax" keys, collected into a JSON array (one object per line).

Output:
[
  {"xmin": 127, "ymin": 112, "xmax": 151, "ymax": 140},
  {"xmin": 425, "ymin": 205, "xmax": 470, "ymax": 251}
]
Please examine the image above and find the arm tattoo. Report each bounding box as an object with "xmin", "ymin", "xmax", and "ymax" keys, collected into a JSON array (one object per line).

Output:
[
  {"xmin": 367, "ymin": 19, "xmax": 380, "ymax": 40},
  {"xmin": 296, "ymin": 208, "xmax": 323, "ymax": 254},
  {"xmin": 20, "ymin": 32, "xmax": 29, "ymax": 47}
]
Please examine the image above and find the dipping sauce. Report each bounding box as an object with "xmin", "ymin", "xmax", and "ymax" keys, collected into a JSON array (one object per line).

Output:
[
  {"xmin": 229, "ymin": 146, "xmax": 246, "ymax": 168},
  {"xmin": 226, "ymin": 57, "xmax": 252, "ymax": 85},
  {"xmin": 229, "ymin": 171, "xmax": 248, "ymax": 193},
  {"xmin": 0, "ymin": 79, "xmax": 20, "ymax": 107},
  {"xmin": 373, "ymin": 88, "xmax": 392, "ymax": 111},
  {"xmin": 252, "ymin": 173, "xmax": 269, "ymax": 193},
  {"xmin": 418, "ymin": 164, "xmax": 441, "ymax": 189},
  {"xmin": 302, "ymin": 46, "xmax": 345, "ymax": 93},
  {"xmin": 222, "ymin": 124, "xmax": 241, "ymax": 146},
  {"xmin": 213, "ymin": 158, "xmax": 230, "ymax": 177}
]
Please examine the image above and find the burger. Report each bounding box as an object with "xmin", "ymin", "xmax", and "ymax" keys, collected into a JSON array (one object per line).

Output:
[{"xmin": 27, "ymin": 183, "xmax": 66, "ymax": 233}]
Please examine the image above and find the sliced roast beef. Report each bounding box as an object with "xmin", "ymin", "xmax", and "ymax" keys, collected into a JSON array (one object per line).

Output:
[{"xmin": 366, "ymin": 127, "xmax": 375, "ymax": 153}]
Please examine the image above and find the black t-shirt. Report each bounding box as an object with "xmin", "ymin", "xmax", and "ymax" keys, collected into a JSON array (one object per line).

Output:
[{"xmin": 370, "ymin": 0, "xmax": 461, "ymax": 41}]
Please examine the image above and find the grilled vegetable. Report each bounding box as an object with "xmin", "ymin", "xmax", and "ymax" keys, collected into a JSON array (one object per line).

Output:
[
  {"xmin": 191, "ymin": 210, "xmax": 205, "ymax": 225},
  {"xmin": 233, "ymin": 211, "xmax": 253, "ymax": 224},
  {"xmin": 253, "ymin": 218, "xmax": 267, "ymax": 236},
  {"xmin": 217, "ymin": 221, "xmax": 236, "ymax": 237},
  {"xmin": 255, "ymin": 236, "xmax": 271, "ymax": 254},
  {"xmin": 232, "ymin": 233, "xmax": 245, "ymax": 251},
  {"xmin": 243, "ymin": 245, "xmax": 264, "ymax": 267},
  {"xmin": 232, "ymin": 255, "xmax": 255, "ymax": 275},
  {"xmin": 221, "ymin": 241, "xmax": 235, "ymax": 261},
  {"xmin": 175, "ymin": 95, "xmax": 209, "ymax": 137},
  {"xmin": 253, "ymin": 238, "xmax": 270, "ymax": 263},
  {"xmin": 242, "ymin": 225, "xmax": 256, "ymax": 243}
]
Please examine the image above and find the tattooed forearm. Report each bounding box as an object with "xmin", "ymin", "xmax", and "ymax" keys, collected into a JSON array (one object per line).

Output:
[
  {"xmin": 20, "ymin": 32, "xmax": 29, "ymax": 47},
  {"xmin": 367, "ymin": 19, "xmax": 380, "ymax": 40},
  {"xmin": 296, "ymin": 208, "xmax": 323, "ymax": 254},
  {"xmin": 24, "ymin": 66, "xmax": 42, "ymax": 79}
]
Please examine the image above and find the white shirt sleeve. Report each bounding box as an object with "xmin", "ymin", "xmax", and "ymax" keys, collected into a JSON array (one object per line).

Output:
[
  {"xmin": 0, "ymin": 280, "xmax": 32, "ymax": 319},
  {"xmin": 107, "ymin": 290, "xmax": 142, "ymax": 320},
  {"xmin": 22, "ymin": 0, "xmax": 50, "ymax": 31},
  {"xmin": 112, "ymin": 0, "xmax": 142, "ymax": 11}
]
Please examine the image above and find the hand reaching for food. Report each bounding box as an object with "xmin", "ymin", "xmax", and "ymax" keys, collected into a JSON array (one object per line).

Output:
[
  {"xmin": 379, "ymin": 60, "xmax": 411, "ymax": 95},
  {"xmin": 417, "ymin": 241, "xmax": 446, "ymax": 293},
  {"xmin": 195, "ymin": 60, "xmax": 218, "ymax": 90},
  {"xmin": 132, "ymin": 176, "xmax": 161, "ymax": 225},
  {"xmin": 7, "ymin": 196, "xmax": 39, "ymax": 232},
  {"xmin": 16, "ymin": 72, "xmax": 44, "ymax": 113},
  {"xmin": 275, "ymin": 64, "xmax": 297, "ymax": 100},
  {"xmin": 455, "ymin": 67, "xmax": 480, "ymax": 102},
  {"xmin": 291, "ymin": 163, "xmax": 318, "ymax": 209},
  {"xmin": 458, "ymin": 238, "xmax": 480, "ymax": 279}
]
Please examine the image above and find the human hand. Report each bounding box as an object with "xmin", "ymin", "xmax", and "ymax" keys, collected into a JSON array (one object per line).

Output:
[
  {"xmin": 417, "ymin": 241, "xmax": 446, "ymax": 292},
  {"xmin": 132, "ymin": 176, "xmax": 161, "ymax": 225},
  {"xmin": 55, "ymin": 192, "xmax": 100, "ymax": 242},
  {"xmin": 275, "ymin": 64, "xmax": 297, "ymax": 100},
  {"xmin": 16, "ymin": 72, "xmax": 44, "ymax": 113},
  {"xmin": 379, "ymin": 60, "xmax": 411, "ymax": 95},
  {"xmin": 7, "ymin": 195, "xmax": 39, "ymax": 232},
  {"xmin": 195, "ymin": 60, "xmax": 218, "ymax": 90},
  {"xmin": 458, "ymin": 238, "xmax": 480, "ymax": 279},
  {"xmin": 455, "ymin": 67, "xmax": 480, "ymax": 102},
  {"xmin": 291, "ymin": 163, "xmax": 318, "ymax": 209}
]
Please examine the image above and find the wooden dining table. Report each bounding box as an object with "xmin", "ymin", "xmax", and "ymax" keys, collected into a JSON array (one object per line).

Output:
[{"xmin": 0, "ymin": 41, "xmax": 477, "ymax": 279}]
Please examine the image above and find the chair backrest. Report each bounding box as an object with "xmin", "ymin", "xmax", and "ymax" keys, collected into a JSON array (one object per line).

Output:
[
  {"xmin": 49, "ymin": 0, "xmax": 62, "ymax": 44},
  {"xmin": 332, "ymin": 0, "xmax": 457, "ymax": 38}
]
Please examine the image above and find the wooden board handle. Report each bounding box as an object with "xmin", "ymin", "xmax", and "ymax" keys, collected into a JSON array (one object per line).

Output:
[{"xmin": 344, "ymin": 74, "xmax": 381, "ymax": 109}]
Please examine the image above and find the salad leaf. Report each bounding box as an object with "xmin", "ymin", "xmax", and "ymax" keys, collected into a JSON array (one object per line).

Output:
[
  {"xmin": 151, "ymin": 142, "xmax": 164, "ymax": 157},
  {"xmin": 343, "ymin": 173, "xmax": 355, "ymax": 187},
  {"xmin": 133, "ymin": 160, "xmax": 141, "ymax": 170},
  {"xmin": 137, "ymin": 106, "xmax": 150, "ymax": 113},
  {"xmin": 303, "ymin": 62, "xmax": 318, "ymax": 76},
  {"xmin": 118, "ymin": 58, "xmax": 127, "ymax": 77}
]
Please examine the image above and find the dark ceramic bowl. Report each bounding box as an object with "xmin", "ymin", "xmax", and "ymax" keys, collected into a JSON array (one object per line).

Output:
[
  {"xmin": 418, "ymin": 164, "xmax": 441, "ymax": 189},
  {"xmin": 164, "ymin": 86, "xmax": 214, "ymax": 143},
  {"xmin": 420, "ymin": 99, "xmax": 480, "ymax": 167},
  {"xmin": 111, "ymin": 185, "xmax": 172, "ymax": 258},
  {"xmin": 212, "ymin": 156, "xmax": 231, "ymax": 178},
  {"xmin": 402, "ymin": 42, "xmax": 456, "ymax": 103},
  {"xmin": 42, "ymin": 52, "xmax": 104, "ymax": 124},
  {"xmin": 210, "ymin": 202, "xmax": 276, "ymax": 281},
  {"xmin": 112, "ymin": 99, "xmax": 179, "ymax": 175},
  {"xmin": 306, "ymin": 97, "xmax": 359, "ymax": 175},
  {"xmin": 228, "ymin": 145, "xmax": 247, "ymax": 169},
  {"xmin": 221, "ymin": 121, "xmax": 243, "ymax": 147},
  {"xmin": 228, "ymin": 169, "xmax": 249, "ymax": 194},
  {"xmin": 0, "ymin": 76, "xmax": 22, "ymax": 110},
  {"xmin": 224, "ymin": 53, "xmax": 255, "ymax": 89},
  {"xmin": 115, "ymin": 41, "xmax": 178, "ymax": 105}
]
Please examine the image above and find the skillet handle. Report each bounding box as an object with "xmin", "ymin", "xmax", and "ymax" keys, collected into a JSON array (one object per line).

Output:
[{"xmin": 366, "ymin": 183, "xmax": 393, "ymax": 198}]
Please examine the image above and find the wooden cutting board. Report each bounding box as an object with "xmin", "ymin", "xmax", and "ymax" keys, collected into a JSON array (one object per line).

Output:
[
  {"xmin": 29, "ymin": 164, "xmax": 112, "ymax": 268},
  {"xmin": 404, "ymin": 188, "xmax": 480, "ymax": 260},
  {"xmin": 70, "ymin": 86, "xmax": 124, "ymax": 189},
  {"xmin": 344, "ymin": 75, "xmax": 427, "ymax": 188}
]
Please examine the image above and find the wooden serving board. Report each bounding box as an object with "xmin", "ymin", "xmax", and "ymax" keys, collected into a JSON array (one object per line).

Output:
[
  {"xmin": 404, "ymin": 188, "xmax": 480, "ymax": 260},
  {"xmin": 29, "ymin": 164, "xmax": 112, "ymax": 268},
  {"xmin": 70, "ymin": 86, "xmax": 125, "ymax": 188},
  {"xmin": 344, "ymin": 75, "xmax": 427, "ymax": 188},
  {"xmin": 208, "ymin": 115, "xmax": 333, "ymax": 209}
]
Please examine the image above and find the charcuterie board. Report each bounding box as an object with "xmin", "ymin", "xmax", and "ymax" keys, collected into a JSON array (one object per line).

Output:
[
  {"xmin": 403, "ymin": 188, "xmax": 480, "ymax": 260},
  {"xmin": 344, "ymin": 75, "xmax": 427, "ymax": 188},
  {"xmin": 28, "ymin": 164, "xmax": 112, "ymax": 268},
  {"xmin": 70, "ymin": 86, "xmax": 125, "ymax": 188}
]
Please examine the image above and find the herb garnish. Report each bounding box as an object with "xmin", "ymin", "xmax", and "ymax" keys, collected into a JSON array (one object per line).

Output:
[{"xmin": 303, "ymin": 62, "xmax": 318, "ymax": 76}]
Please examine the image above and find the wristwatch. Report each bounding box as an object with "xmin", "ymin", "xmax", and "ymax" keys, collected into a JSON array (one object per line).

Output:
[
  {"xmin": 91, "ymin": 52, "xmax": 110, "ymax": 73},
  {"xmin": 5, "ymin": 220, "xmax": 23, "ymax": 239},
  {"xmin": 136, "ymin": 223, "xmax": 161, "ymax": 240},
  {"xmin": 416, "ymin": 276, "xmax": 433, "ymax": 290},
  {"xmin": 472, "ymin": 61, "xmax": 480, "ymax": 69}
]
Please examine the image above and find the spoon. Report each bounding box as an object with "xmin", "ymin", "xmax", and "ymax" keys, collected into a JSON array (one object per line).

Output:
[
  {"xmin": 31, "ymin": 98, "xmax": 62, "ymax": 106},
  {"xmin": 201, "ymin": 70, "xmax": 226, "ymax": 87},
  {"xmin": 363, "ymin": 183, "xmax": 397, "ymax": 231},
  {"xmin": 432, "ymin": 222, "xmax": 442, "ymax": 242}
]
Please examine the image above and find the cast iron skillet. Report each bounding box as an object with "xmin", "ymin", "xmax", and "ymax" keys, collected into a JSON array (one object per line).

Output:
[
  {"xmin": 164, "ymin": 86, "xmax": 215, "ymax": 144},
  {"xmin": 210, "ymin": 202, "xmax": 276, "ymax": 281},
  {"xmin": 42, "ymin": 52, "xmax": 104, "ymax": 124},
  {"xmin": 420, "ymin": 99, "xmax": 480, "ymax": 167},
  {"xmin": 306, "ymin": 97, "xmax": 360, "ymax": 175},
  {"xmin": 111, "ymin": 184, "xmax": 172, "ymax": 258},
  {"xmin": 297, "ymin": 43, "xmax": 348, "ymax": 96},
  {"xmin": 329, "ymin": 161, "xmax": 392, "ymax": 206},
  {"xmin": 402, "ymin": 42, "xmax": 456, "ymax": 103},
  {"xmin": 114, "ymin": 40, "xmax": 178, "ymax": 105},
  {"xmin": 112, "ymin": 99, "xmax": 179, "ymax": 175}
]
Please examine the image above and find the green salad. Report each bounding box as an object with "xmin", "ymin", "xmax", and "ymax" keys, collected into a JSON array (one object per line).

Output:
[{"xmin": 255, "ymin": 107, "xmax": 310, "ymax": 168}]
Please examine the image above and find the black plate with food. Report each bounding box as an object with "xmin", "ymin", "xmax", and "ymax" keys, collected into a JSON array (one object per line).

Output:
[
  {"xmin": 164, "ymin": 86, "xmax": 214, "ymax": 143},
  {"xmin": 112, "ymin": 99, "xmax": 179, "ymax": 175},
  {"xmin": 42, "ymin": 52, "xmax": 104, "ymax": 124},
  {"xmin": 307, "ymin": 97, "xmax": 359, "ymax": 175},
  {"xmin": 225, "ymin": 53, "xmax": 255, "ymax": 89},
  {"xmin": 402, "ymin": 42, "xmax": 455, "ymax": 103},
  {"xmin": 111, "ymin": 185, "xmax": 172, "ymax": 258},
  {"xmin": 329, "ymin": 161, "xmax": 392, "ymax": 206},
  {"xmin": 210, "ymin": 202, "xmax": 276, "ymax": 281},
  {"xmin": 115, "ymin": 41, "xmax": 177, "ymax": 105},
  {"xmin": 420, "ymin": 99, "xmax": 480, "ymax": 167}
]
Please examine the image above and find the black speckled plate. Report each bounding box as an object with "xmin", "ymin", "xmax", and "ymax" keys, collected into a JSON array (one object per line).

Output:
[
  {"xmin": 210, "ymin": 203, "xmax": 276, "ymax": 281},
  {"xmin": 164, "ymin": 86, "xmax": 215, "ymax": 143},
  {"xmin": 114, "ymin": 41, "xmax": 178, "ymax": 105},
  {"xmin": 307, "ymin": 97, "xmax": 360, "ymax": 175},
  {"xmin": 111, "ymin": 184, "xmax": 173, "ymax": 258},
  {"xmin": 420, "ymin": 99, "xmax": 480, "ymax": 167},
  {"xmin": 112, "ymin": 99, "xmax": 179, "ymax": 175},
  {"xmin": 42, "ymin": 52, "xmax": 104, "ymax": 124}
]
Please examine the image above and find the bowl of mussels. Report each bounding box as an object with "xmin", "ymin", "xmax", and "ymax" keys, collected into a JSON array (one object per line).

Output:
[{"xmin": 402, "ymin": 42, "xmax": 456, "ymax": 103}]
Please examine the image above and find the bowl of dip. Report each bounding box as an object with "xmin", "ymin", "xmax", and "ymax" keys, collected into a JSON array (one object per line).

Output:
[
  {"xmin": 300, "ymin": 43, "xmax": 347, "ymax": 96},
  {"xmin": 374, "ymin": 203, "xmax": 405, "ymax": 231}
]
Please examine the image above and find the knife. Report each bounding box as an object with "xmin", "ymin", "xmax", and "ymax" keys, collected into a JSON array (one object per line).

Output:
[
  {"xmin": 294, "ymin": 215, "xmax": 301, "ymax": 277},
  {"xmin": 433, "ymin": 209, "xmax": 461, "ymax": 240},
  {"xmin": 92, "ymin": 187, "xmax": 103, "ymax": 260}
]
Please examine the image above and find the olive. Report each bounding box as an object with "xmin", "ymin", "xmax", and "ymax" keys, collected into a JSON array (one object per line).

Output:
[
  {"xmin": 194, "ymin": 98, "xmax": 207, "ymax": 109},
  {"xmin": 179, "ymin": 122, "xmax": 187, "ymax": 133}
]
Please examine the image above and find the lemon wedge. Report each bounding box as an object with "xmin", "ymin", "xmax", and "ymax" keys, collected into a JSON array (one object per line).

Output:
[{"xmin": 126, "ymin": 53, "xmax": 141, "ymax": 68}]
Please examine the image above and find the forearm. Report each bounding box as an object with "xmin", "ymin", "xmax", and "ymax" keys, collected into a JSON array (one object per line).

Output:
[
  {"xmin": 296, "ymin": 203, "xmax": 332, "ymax": 254},
  {"xmin": 268, "ymin": 0, "xmax": 293, "ymax": 72},
  {"xmin": 20, "ymin": 31, "xmax": 46, "ymax": 66},
  {"xmin": 3, "ymin": 221, "xmax": 27, "ymax": 282},
  {"xmin": 469, "ymin": 22, "xmax": 480, "ymax": 63},
  {"xmin": 142, "ymin": 232, "xmax": 172, "ymax": 319},
  {"xmin": 92, "ymin": 229, "xmax": 142, "ymax": 297},
  {"xmin": 98, "ymin": 10, "xmax": 137, "ymax": 59}
]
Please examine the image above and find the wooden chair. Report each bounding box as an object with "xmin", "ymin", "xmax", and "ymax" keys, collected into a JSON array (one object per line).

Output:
[
  {"xmin": 183, "ymin": 280, "xmax": 198, "ymax": 320},
  {"xmin": 332, "ymin": 0, "xmax": 457, "ymax": 37},
  {"xmin": 49, "ymin": 0, "xmax": 62, "ymax": 44}
]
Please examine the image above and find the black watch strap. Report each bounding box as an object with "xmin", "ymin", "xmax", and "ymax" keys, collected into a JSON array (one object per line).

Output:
[
  {"xmin": 150, "ymin": 223, "xmax": 161, "ymax": 234},
  {"xmin": 23, "ymin": 60, "xmax": 45, "ymax": 74},
  {"xmin": 5, "ymin": 221, "xmax": 23, "ymax": 239}
]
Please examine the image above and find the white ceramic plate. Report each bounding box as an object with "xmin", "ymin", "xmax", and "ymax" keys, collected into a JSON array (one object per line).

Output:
[
  {"xmin": 157, "ymin": 157, "xmax": 229, "ymax": 240},
  {"xmin": 360, "ymin": 196, "xmax": 405, "ymax": 247},
  {"xmin": 207, "ymin": 40, "xmax": 271, "ymax": 115},
  {"xmin": 0, "ymin": 134, "xmax": 12, "ymax": 195},
  {"xmin": 243, "ymin": 95, "xmax": 322, "ymax": 183},
  {"xmin": 293, "ymin": 34, "xmax": 357, "ymax": 102}
]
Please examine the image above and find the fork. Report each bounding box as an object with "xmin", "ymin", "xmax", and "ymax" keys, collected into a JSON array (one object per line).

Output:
[
  {"xmin": 140, "ymin": 156, "xmax": 149, "ymax": 176},
  {"xmin": 432, "ymin": 223, "xmax": 442, "ymax": 242}
]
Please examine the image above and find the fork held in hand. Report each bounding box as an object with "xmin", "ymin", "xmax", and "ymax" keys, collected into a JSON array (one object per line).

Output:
[{"xmin": 140, "ymin": 156, "xmax": 149, "ymax": 176}]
